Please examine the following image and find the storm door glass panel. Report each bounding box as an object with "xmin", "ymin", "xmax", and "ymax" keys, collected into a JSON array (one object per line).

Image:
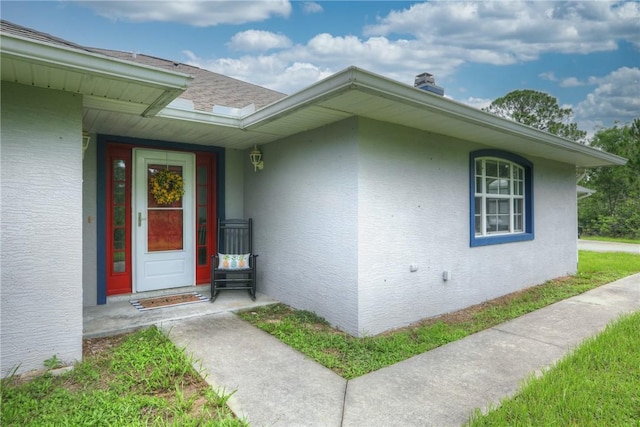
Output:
[
  {"xmin": 112, "ymin": 160, "xmax": 127, "ymax": 273},
  {"xmin": 147, "ymin": 164, "xmax": 183, "ymax": 252}
]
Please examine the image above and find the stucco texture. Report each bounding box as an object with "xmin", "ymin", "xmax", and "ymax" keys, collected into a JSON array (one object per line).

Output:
[
  {"xmin": 1, "ymin": 82, "xmax": 84, "ymax": 376},
  {"xmin": 246, "ymin": 117, "xmax": 578, "ymax": 336},
  {"xmin": 245, "ymin": 118, "xmax": 360, "ymax": 335}
]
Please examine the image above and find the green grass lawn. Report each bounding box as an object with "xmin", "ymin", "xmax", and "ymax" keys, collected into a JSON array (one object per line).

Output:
[
  {"xmin": 1, "ymin": 327, "xmax": 245, "ymax": 427},
  {"xmin": 467, "ymin": 310, "xmax": 640, "ymax": 426},
  {"xmin": 239, "ymin": 250, "xmax": 640, "ymax": 379}
]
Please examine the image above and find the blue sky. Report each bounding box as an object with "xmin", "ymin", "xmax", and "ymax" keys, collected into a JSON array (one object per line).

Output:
[{"xmin": 3, "ymin": 1, "xmax": 639, "ymax": 136}]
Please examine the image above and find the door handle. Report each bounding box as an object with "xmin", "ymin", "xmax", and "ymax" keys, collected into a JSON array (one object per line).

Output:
[{"xmin": 138, "ymin": 212, "xmax": 145, "ymax": 227}]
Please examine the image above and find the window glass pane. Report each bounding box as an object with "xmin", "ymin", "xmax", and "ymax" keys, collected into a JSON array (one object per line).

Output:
[
  {"xmin": 514, "ymin": 198, "xmax": 523, "ymax": 214},
  {"xmin": 486, "ymin": 178, "xmax": 499, "ymax": 194},
  {"xmin": 498, "ymin": 161, "xmax": 510, "ymax": 178},
  {"xmin": 114, "ymin": 183, "xmax": 126, "ymax": 204},
  {"xmin": 497, "ymin": 215, "xmax": 510, "ymax": 232},
  {"xmin": 198, "ymin": 247, "xmax": 208, "ymax": 266},
  {"xmin": 498, "ymin": 178, "xmax": 510, "ymax": 194},
  {"xmin": 113, "ymin": 206, "xmax": 125, "ymax": 227},
  {"xmin": 514, "ymin": 215, "xmax": 523, "ymax": 232},
  {"xmin": 487, "ymin": 217, "xmax": 498, "ymax": 233},
  {"xmin": 475, "ymin": 177, "xmax": 482, "ymax": 193},
  {"xmin": 475, "ymin": 159, "xmax": 483, "ymax": 175},
  {"xmin": 198, "ymin": 207, "xmax": 207, "ymax": 225},
  {"xmin": 197, "ymin": 166, "xmax": 207, "ymax": 185},
  {"xmin": 113, "ymin": 251, "xmax": 125, "ymax": 273},
  {"xmin": 198, "ymin": 225, "xmax": 207, "ymax": 245},
  {"xmin": 498, "ymin": 199, "xmax": 509, "ymax": 214},
  {"xmin": 114, "ymin": 228, "xmax": 125, "ymax": 250},
  {"xmin": 113, "ymin": 160, "xmax": 125, "ymax": 181},
  {"xmin": 486, "ymin": 160, "xmax": 498, "ymax": 177},
  {"xmin": 475, "ymin": 197, "xmax": 482, "ymax": 234},
  {"xmin": 513, "ymin": 180, "xmax": 522, "ymax": 195},
  {"xmin": 487, "ymin": 198, "xmax": 497, "ymax": 214},
  {"xmin": 197, "ymin": 186, "xmax": 207, "ymax": 205}
]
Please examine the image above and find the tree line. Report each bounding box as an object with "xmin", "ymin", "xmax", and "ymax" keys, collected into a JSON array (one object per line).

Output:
[{"xmin": 484, "ymin": 90, "xmax": 639, "ymax": 239}]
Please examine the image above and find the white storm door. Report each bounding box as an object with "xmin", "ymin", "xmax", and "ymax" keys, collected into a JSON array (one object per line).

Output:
[{"xmin": 133, "ymin": 149, "xmax": 195, "ymax": 292}]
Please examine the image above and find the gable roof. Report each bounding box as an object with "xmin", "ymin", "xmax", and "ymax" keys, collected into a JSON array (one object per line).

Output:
[{"xmin": 1, "ymin": 20, "xmax": 626, "ymax": 168}]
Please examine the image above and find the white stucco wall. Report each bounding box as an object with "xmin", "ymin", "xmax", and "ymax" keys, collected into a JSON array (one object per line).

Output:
[
  {"xmin": 82, "ymin": 133, "xmax": 97, "ymax": 306},
  {"xmin": 244, "ymin": 118, "xmax": 361, "ymax": 334},
  {"xmin": 357, "ymin": 118, "xmax": 577, "ymax": 335},
  {"xmin": 1, "ymin": 82, "xmax": 84, "ymax": 376},
  {"xmin": 225, "ymin": 148, "xmax": 245, "ymax": 218}
]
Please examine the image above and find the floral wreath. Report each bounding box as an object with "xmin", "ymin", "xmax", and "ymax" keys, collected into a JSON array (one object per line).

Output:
[{"xmin": 150, "ymin": 169, "xmax": 185, "ymax": 205}]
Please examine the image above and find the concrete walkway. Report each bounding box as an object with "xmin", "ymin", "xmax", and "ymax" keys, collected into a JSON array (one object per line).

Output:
[{"xmin": 162, "ymin": 273, "xmax": 640, "ymax": 427}]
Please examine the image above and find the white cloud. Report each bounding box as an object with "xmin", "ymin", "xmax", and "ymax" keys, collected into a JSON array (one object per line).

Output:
[
  {"xmin": 459, "ymin": 97, "xmax": 493, "ymax": 110},
  {"xmin": 179, "ymin": 1, "xmax": 639, "ymax": 101},
  {"xmin": 539, "ymin": 72, "xmax": 557, "ymax": 82},
  {"xmin": 228, "ymin": 30, "xmax": 292, "ymax": 52},
  {"xmin": 575, "ymin": 67, "xmax": 640, "ymax": 127},
  {"xmin": 301, "ymin": 2, "xmax": 323, "ymax": 14},
  {"xmin": 559, "ymin": 77, "xmax": 584, "ymax": 87},
  {"xmin": 182, "ymin": 50, "xmax": 333, "ymax": 93},
  {"xmin": 363, "ymin": 1, "xmax": 638, "ymax": 62},
  {"xmin": 84, "ymin": 0, "xmax": 292, "ymax": 26}
]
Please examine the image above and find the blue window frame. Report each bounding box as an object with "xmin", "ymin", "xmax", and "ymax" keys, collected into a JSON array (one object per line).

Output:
[{"xmin": 470, "ymin": 150, "xmax": 534, "ymax": 247}]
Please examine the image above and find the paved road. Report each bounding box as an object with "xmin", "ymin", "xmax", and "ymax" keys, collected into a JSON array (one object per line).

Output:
[{"xmin": 578, "ymin": 239, "xmax": 639, "ymax": 254}]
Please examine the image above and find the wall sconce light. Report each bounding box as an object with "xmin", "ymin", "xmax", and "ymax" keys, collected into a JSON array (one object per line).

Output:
[
  {"xmin": 82, "ymin": 131, "xmax": 91, "ymax": 158},
  {"xmin": 249, "ymin": 145, "xmax": 263, "ymax": 171}
]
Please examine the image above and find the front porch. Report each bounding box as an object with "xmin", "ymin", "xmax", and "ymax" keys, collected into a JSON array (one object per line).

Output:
[{"xmin": 83, "ymin": 286, "xmax": 278, "ymax": 338}]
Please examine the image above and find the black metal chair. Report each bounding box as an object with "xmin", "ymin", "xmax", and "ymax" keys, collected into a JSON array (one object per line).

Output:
[{"xmin": 211, "ymin": 218, "xmax": 257, "ymax": 301}]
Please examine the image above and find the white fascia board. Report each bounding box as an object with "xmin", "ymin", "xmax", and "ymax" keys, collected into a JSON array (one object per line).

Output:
[
  {"xmin": 1, "ymin": 33, "xmax": 193, "ymax": 91},
  {"xmin": 157, "ymin": 105, "xmax": 242, "ymax": 128},
  {"xmin": 243, "ymin": 66, "xmax": 627, "ymax": 167},
  {"xmin": 241, "ymin": 67, "xmax": 357, "ymax": 129}
]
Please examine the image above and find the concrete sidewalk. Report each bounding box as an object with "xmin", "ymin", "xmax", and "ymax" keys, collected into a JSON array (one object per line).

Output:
[{"xmin": 162, "ymin": 273, "xmax": 640, "ymax": 427}]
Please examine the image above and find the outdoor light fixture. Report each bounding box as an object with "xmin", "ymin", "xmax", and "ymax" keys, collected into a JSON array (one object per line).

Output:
[
  {"xmin": 249, "ymin": 145, "xmax": 263, "ymax": 171},
  {"xmin": 82, "ymin": 131, "xmax": 91, "ymax": 158}
]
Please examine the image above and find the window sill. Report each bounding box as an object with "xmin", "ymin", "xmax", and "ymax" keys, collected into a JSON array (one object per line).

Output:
[{"xmin": 471, "ymin": 232, "xmax": 534, "ymax": 247}]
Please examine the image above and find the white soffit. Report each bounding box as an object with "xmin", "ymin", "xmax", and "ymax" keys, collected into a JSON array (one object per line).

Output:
[{"xmin": 1, "ymin": 32, "xmax": 192, "ymax": 116}]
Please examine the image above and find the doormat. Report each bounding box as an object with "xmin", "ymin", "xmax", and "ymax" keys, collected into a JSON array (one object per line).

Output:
[{"xmin": 130, "ymin": 292, "xmax": 208, "ymax": 311}]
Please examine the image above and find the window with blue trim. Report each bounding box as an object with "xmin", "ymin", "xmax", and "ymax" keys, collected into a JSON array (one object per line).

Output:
[{"xmin": 470, "ymin": 150, "xmax": 534, "ymax": 247}]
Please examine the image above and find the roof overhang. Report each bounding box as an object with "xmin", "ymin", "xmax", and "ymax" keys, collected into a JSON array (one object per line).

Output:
[
  {"xmin": 240, "ymin": 67, "xmax": 627, "ymax": 168},
  {"xmin": 1, "ymin": 32, "xmax": 192, "ymax": 116}
]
